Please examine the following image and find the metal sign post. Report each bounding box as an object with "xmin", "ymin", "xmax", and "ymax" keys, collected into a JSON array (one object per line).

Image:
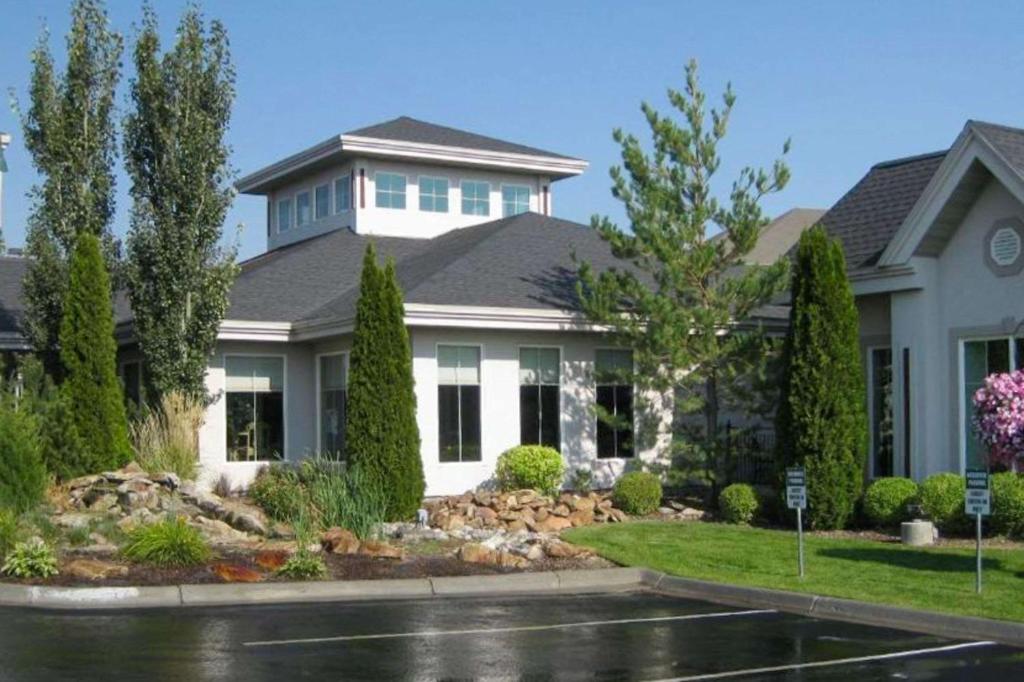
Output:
[
  {"xmin": 965, "ymin": 469, "xmax": 991, "ymax": 594},
  {"xmin": 786, "ymin": 467, "xmax": 807, "ymax": 579}
]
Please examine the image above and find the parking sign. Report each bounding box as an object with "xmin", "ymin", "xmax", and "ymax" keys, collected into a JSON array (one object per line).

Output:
[
  {"xmin": 965, "ymin": 469, "xmax": 990, "ymax": 516},
  {"xmin": 786, "ymin": 467, "xmax": 806, "ymax": 510}
]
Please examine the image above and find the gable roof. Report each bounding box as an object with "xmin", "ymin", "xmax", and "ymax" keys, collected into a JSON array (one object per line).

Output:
[
  {"xmin": 744, "ymin": 208, "xmax": 826, "ymax": 265},
  {"xmin": 345, "ymin": 116, "xmax": 578, "ymax": 161},
  {"xmin": 223, "ymin": 212, "xmax": 629, "ymax": 327}
]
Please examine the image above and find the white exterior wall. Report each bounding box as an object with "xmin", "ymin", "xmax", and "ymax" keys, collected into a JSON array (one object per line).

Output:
[
  {"xmin": 196, "ymin": 329, "xmax": 673, "ymax": 495},
  {"xmin": 266, "ymin": 157, "xmax": 550, "ymax": 248},
  {"xmin": 882, "ymin": 178, "xmax": 1024, "ymax": 478}
]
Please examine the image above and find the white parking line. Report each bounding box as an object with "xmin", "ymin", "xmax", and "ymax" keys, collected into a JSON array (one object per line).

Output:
[
  {"xmin": 648, "ymin": 640, "xmax": 997, "ymax": 681},
  {"xmin": 243, "ymin": 608, "xmax": 775, "ymax": 647}
]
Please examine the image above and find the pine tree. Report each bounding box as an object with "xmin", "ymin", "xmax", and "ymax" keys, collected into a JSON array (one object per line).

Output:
[
  {"xmin": 59, "ymin": 232, "xmax": 131, "ymax": 475},
  {"xmin": 775, "ymin": 227, "xmax": 867, "ymax": 529},
  {"xmin": 576, "ymin": 60, "xmax": 790, "ymax": 488},
  {"xmin": 16, "ymin": 0, "xmax": 122, "ymax": 372},
  {"xmin": 345, "ymin": 244, "xmax": 425, "ymax": 520},
  {"xmin": 124, "ymin": 5, "xmax": 238, "ymax": 401}
]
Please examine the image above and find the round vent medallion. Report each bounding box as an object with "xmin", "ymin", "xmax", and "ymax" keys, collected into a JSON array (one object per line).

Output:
[{"xmin": 984, "ymin": 219, "xmax": 1024, "ymax": 277}]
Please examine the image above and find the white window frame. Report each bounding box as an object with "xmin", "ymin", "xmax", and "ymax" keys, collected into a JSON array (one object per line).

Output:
[
  {"xmin": 866, "ymin": 345, "xmax": 894, "ymax": 479},
  {"xmin": 957, "ymin": 336, "xmax": 1022, "ymax": 472},
  {"xmin": 334, "ymin": 175, "xmax": 352, "ymax": 213},
  {"xmin": 594, "ymin": 347, "xmax": 635, "ymax": 460},
  {"xmin": 295, "ymin": 189, "xmax": 312, "ymax": 227},
  {"xmin": 418, "ymin": 175, "xmax": 450, "ymax": 213},
  {"xmin": 501, "ymin": 183, "xmax": 531, "ymax": 217},
  {"xmin": 436, "ymin": 342, "xmax": 484, "ymax": 464},
  {"xmin": 314, "ymin": 183, "xmax": 331, "ymax": 221},
  {"xmin": 375, "ymin": 172, "xmax": 407, "ymax": 210},
  {"xmin": 222, "ymin": 353, "xmax": 288, "ymax": 464},
  {"xmin": 276, "ymin": 197, "xmax": 293, "ymax": 233},
  {"xmin": 517, "ymin": 345, "xmax": 563, "ymax": 452},
  {"xmin": 315, "ymin": 351, "xmax": 348, "ymax": 455},
  {"xmin": 460, "ymin": 180, "xmax": 490, "ymax": 216}
]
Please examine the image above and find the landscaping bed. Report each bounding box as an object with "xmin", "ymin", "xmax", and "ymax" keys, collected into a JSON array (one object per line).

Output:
[{"xmin": 566, "ymin": 520, "xmax": 1024, "ymax": 622}]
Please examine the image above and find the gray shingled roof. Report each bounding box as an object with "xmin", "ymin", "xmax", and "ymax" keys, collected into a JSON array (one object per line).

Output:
[
  {"xmin": 971, "ymin": 120, "xmax": 1024, "ymax": 176},
  {"xmin": 818, "ymin": 151, "xmax": 946, "ymax": 272},
  {"xmin": 225, "ymin": 212, "xmax": 629, "ymax": 324},
  {"xmin": 0, "ymin": 256, "xmax": 28, "ymax": 337},
  {"xmin": 346, "ymin": 116, "xmax": 579, "ymax": 161}
]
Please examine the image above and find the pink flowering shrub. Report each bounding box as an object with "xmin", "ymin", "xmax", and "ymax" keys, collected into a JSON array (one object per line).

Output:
[{"xmin": 973, "ymin": 370, "xmax": 1024, "ymax": 467}]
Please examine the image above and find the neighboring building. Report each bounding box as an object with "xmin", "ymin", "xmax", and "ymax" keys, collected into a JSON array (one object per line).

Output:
[
  {"xmin": 114, "ymin": 116, "xmax": 673, "ymax": 493},
  {"xmin": 742, "ymin": 208, "xmax": 825, "ymax": 265},
  {"xmin": 820, "ymin": 120, "xmax": 1024, "ymax": 480}
]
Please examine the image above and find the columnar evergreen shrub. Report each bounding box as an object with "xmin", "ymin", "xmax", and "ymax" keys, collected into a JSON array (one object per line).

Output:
[
  {"xmin": 345, "ymin": 245, "xmax": 424, "ymax": 520},
  {"xmin": 919, "ymin": 473, "xmax": 968, "ymax": 534},
  {"xmin": 990, "ymin": 472, "xmax": 1024, "ymax": 537},
  {"xmin": 496, "ymin": 446, "xmax": 565, "ymax": 495},
  {"xmin": 775, "ymin": 227, "xmax": 867, "ymax": 530},
  {"xmin": 719, "ymin": 483, "xmax": 760, "ymax": 524},
  {"xmin": 59, "ymin": 232, "xmax": 131, "ymax": 474},
  {"xmin": 0, "ymin": 396, "xmax": 48, "ymax": 513},
  {"xmin": 863, "ymin": 477, "xmax": 919, "ymax": 527},
  {"xmin": 613, "ymin": 471, "xmax": 662, "ymax": 515}
]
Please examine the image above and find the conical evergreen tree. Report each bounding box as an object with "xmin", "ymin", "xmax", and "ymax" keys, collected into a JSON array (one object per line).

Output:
[
  {"xmin": 345, "ymin": 244, "xmax": 425, "ymax": 520},
  {"xmin": 776, "ymin": 226, "xmax": 867, "ymax": 529},
  {"xmin": 59, "ymin": 232, "xmax": 131, "ymax": 475}
]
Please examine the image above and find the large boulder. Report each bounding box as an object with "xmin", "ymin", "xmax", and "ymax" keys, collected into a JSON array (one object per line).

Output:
[
  {"xmin": 321, "ymin": 528, "xmax": 361, "ymax": 554},
  {"xmin": 64, "ymin": 558, "xmax": 128, "ymax": 581}
]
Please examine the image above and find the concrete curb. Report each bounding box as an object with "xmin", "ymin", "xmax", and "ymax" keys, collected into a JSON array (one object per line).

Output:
[
  {"xmin": 0, "ymin": 567, "xmax": 646, "ymax": 611},
  {"xmin": 643, "ymin": 572, "xmax": 1024, "ymax": 648}
]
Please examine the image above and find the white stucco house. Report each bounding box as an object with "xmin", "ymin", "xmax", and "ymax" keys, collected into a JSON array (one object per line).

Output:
[
  {"xmin": 820, "ymin": 120, "xmax": 1024, "ymax": 480},
  {"xmin": 104, "ymin": 116, "xmax": 674, "ymax": 494}
]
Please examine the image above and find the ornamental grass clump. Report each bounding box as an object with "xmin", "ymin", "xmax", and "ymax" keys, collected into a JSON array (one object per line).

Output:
[
  {"xmin": 130, "ymin": 391, "xmax": 204, "ymax": 480},
  {"xmin": 122, "ymin": 517, "xmax": 210, "ymax": 567},
  {"xmin": 300, "ymin": 458, "xmax": 387, "ymax": 540},
  {"xmin": 972, "ymin": 370, "xmax": 1024, "ymax": 468},
  {"xmin": 495, "ymin": 445, "xmax": 565, "ymax": 496}
]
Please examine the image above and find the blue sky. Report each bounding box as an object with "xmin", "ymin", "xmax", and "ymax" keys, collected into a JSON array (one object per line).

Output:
[{"xmin": 0, "ymin": 0, "xmax": 1022, "ymax": 260}]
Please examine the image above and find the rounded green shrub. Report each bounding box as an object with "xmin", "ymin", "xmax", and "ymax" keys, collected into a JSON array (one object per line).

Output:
[
  {"xmin": 612, "ymin": 471, "xmax": 662, "ymax": 515},
  {"xmin": 495, "ymin": 445, "xmax": 565, "ymax": 495},
  {"xmin": 991, "ymin": 472, "xmax": 1024, "ymax": 537},
  {"xmin": 863, "ymin": 477, "xmax": 919, "ymax": 527},
  {"xmin": 719, "ymin": 483, "xmax": 759, "ymax": 524},
  {"xmin": 919, "ymin": 473, "xmax": 968, "ymax": 534},
  {"xmin": 122, "ymin": 517, "xmax": 210, "ymax": 567},
  {"xmin": 248, "ymin": 466, "xmax": 307, "ymax": 521}
]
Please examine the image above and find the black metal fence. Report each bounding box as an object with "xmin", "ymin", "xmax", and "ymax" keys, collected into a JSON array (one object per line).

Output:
[{"xmin": 723, "ymin": 422, "xmax": 777, "ymax": 485}]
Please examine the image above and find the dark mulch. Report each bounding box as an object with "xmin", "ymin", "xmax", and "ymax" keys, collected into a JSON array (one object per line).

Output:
[{"xmin": 7, "ymin": 547, "xmax": 611, "ymax": 588}]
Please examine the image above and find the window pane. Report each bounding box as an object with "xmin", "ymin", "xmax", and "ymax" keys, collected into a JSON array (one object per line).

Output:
[
  {"xmin": 520, "ymin": 385, "xmax": 540, "ymax": 445},
  {"xmin": 315, "ymin": 184, "xmax": 330, "ymax": 220},
  {"xmin": 457, "ymin": 347, "xmax": 480, "ymax": 384},
  {"xmin": 122, "ymin": 362, "xmax": 141, "ymax": 407},
  {"xmin": 296, "ymin": 192, "xmax": 311, "ymax": 226},
  {"xmin": 537, "ymin": 348, "xmax": 559, "ymax": 384},
  {"xmin": 461, "ymin": 181, "xmax": 490, "ymax": 216},
  {"xmin": 519, "ymin": 348, "xmax": 539, "ymax": 385},
  {"xmin": 226, "ymin": 356, "xmax": 283, "ymax": 392},
  {"xmin": 596, "ymin": 385, "xmax": 616, "ymax": 458},
  {"xmin": 226, "ymin": 390, "xmax": 283, "ymax": 462},
  {"xmin": 502, "ymin": 185, "xmax": 530, "ymax": 217},
  {"xmin": 1017, "ymin": 338, "xmax": 1024, "ymax": 370},
  {"xmin": 964, "ymin": 341, "xmax": 992, "ymax": 470},
  {"xmin": 277, "ymin": 199, "xmax": 292, "ymax": 232},
  {"xmin": 988, "ymin": 339, "xmax": 1010, "ymax": 375},
  {"xmin": 539, "ymin": 384, "xmax": 560, "ymax": 450},
  {"xmin": 438, "ymin": 385, "xmax": 461, "ymax": 462},
  {"xmin": 320, "ymin": 354, "xmax": 346, "ymax": 390},
  {"xmin": 596, "ymin": 349, "xmax": 632, "ymax": 383},
  {"xmin": 321, "ymin": 389, "xmax": 345, "ymax": 456},
  {"xmin": 376, "ymin": 172, "xmax": 406, "ymax": 209},
  {"xmin": 419, "ymin": 177, "xmax": 449, "ymax": 213},
  {"xmin": 615, "ymin": 385, "xmax": 634, "ymax": 458},
  {"xmin": 870, "ymin": 348, "xmax": 894, "ymax": 477},
  {"xmin": 460, "ymin": 386, "xmax": 482, "ymax": 462},
  {"xmin": 334, "ymin": 177, "xmax": 351, "ymax": 212}
]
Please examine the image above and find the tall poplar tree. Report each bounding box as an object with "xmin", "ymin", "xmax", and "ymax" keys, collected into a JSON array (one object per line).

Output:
[
  {"xmin": 16, "ymin": 0, "xmax": 123, "ymax": 372},
  {"xmin": 345, "ymin": 244, "xmax": 424, "ymax": 520},
  {"xmin": 124, "ymin": 5, "xmax": 238, "ymax": 401},
  {"xmin": 775, "ymin": 227, "xmax": 866, "ymax": 529},
  {"xmin": 576, "ymin": 60, "xmax": 790, "ymax": 488}
]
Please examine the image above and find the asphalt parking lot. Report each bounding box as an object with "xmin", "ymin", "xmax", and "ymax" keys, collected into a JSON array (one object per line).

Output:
[{"xmin": 0, "ymin": 591, "xmax": 1020, "ymax": 680}]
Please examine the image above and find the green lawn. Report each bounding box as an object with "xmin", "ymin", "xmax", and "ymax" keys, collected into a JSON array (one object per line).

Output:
[{"xmin": 565, "ymin": 521, "xmax": 1024, "ymax": 622}]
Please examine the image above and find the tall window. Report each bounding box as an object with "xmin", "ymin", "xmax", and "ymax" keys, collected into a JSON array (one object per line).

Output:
[
  {"xmin": 520, "ymin": 348, "xmax": 560, "ymax": 450},
  {"xmin": 868, "ymin": 348, "xmax": 894, "ymax": 477},
  {"xmin": 502, "ymin": 185, "xmax": 530, "ymax": 217},
  {"xmin": 319, "ymin": 354, "xmax": 347, "ymax": 457},
  {"xmin": 314, "ymin": 184, "xmax": 330, "ymax": 220},
  {"xmin": 419, "ymin": 176, "xmax": 449, "ymax": 213},
  {"xmin": 438, "ymin": 345, "xmax": 481, "ymax": 462},
  {"xmin": 334, "ymin": 176, "xmax": 351, "ymax": 212},
  {"xmin": 375, "ymin": 172, "xmax": 406, "ymax": 209},
  {"xmin": 461, "ymin": 180, "xmax": 490, "ymax": 216},
  {"xmin": 962, "ymin": 337, "xmax": 1024, "ymax": 469},
  {"xmin": 225, "ymin": 356, "xmax": 285, "ymax": 462},
  {"xmin": 277, "ymin": 198, "xmax": 292, "ymax": 233},
  {"xmin": 296, "ymin": 190, "xmax": 312, "ymax": 226},
  {"xmin": 121, "ymin": 361, "xmax": 142, "ymax": 408},
  {"xmin": 595, "ymin": 349, "xmax": 633, "ymax": 459}
]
